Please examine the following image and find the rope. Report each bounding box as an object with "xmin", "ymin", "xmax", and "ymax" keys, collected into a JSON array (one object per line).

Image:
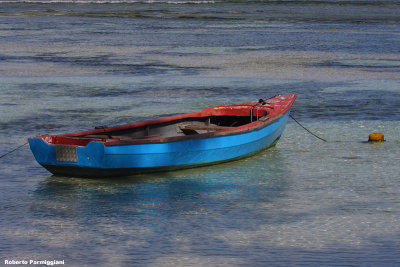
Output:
[
  {"xmin": 0, "ymin": 142, "xmax": 28, "ymax": 159},
  {"xmin": 289, "ymin": 114, "xmax": 328, "ymax": 142}
]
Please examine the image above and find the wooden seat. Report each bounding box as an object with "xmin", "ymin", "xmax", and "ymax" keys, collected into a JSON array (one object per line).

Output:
[{"xmin": 179, "ymin": 124, "xmax": 232, "ymax": 131}]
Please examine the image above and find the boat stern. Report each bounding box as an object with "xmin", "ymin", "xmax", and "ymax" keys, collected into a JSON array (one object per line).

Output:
[{"xmin": 28, "ymin": 136, "xmax": 106, "ymax": 175}]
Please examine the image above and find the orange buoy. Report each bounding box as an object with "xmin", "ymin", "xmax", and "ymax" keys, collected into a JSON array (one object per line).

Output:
[{"xmin": 368, "ymin": 132, "xmax": 385, "ymax": 142}]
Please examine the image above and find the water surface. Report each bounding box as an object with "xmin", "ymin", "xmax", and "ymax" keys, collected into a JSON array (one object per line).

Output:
[{"xmin": 1, "ymin": 1, "xmax": 400, "ymax": 266}]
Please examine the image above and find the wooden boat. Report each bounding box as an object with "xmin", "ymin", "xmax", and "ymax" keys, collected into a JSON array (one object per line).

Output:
[{"xmin": 28, "ymin": 94, "xmax": 296, "ymax": 177}]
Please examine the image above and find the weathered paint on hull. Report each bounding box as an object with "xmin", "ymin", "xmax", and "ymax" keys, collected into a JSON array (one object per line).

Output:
[
  {"xmin": 29, "ymin": 112, "xmax": 289, "ymax": 178},
  {"xmin": 41, "ymin": 137, "xmax": 281, "ymax": 177}
]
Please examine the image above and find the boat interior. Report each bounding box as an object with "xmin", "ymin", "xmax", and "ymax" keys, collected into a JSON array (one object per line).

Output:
[
  {"xmin": 78, "ymin": 114, "xmax": 262, "ymax": 141},
  {"xmin": 48, "ymin": 102, "xmax": 273, "ymax": 146}
]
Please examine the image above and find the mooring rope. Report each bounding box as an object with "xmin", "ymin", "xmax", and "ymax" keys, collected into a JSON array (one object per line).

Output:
[
  {"xmin": 0, "ymin": 142, "xmax": 28, "ymax": 159},
  {"xmin": 289, "ymin": 114, "xmax": 328, "ymax": 142}
]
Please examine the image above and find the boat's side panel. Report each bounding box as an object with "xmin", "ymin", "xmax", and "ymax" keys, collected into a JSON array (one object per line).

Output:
[
  {"xmin": 29, "ymin": 139, "xmax": 105, "ymax": 168},
  {"xmin": 103, "ymin": 112, "xmax": 289, "ymax": 169},
  {"xmin": 30, "ymin": 112, "xmax": 289, "ymax": 176}
]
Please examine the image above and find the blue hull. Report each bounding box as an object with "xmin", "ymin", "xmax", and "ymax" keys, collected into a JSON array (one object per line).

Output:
[{"xmin": 29, "ymin": 112, "xmax": 290, "ymax": 177}]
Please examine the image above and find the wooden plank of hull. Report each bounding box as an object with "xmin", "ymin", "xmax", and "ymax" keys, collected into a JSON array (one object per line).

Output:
[{"xmin": 42, "ymin": 136, "xmax": 282, "ymax": 178}]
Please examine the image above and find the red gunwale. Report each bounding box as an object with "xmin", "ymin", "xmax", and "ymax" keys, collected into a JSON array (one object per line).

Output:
[{"xmin": 33, "ymin": 94, "xmax": 297, "ymax": 147}]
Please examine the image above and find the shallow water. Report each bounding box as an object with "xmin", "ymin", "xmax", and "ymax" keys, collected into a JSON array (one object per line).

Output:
[{"xmin": 1, "ymin": 1, "xmax": 400, "ymax": 266}]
